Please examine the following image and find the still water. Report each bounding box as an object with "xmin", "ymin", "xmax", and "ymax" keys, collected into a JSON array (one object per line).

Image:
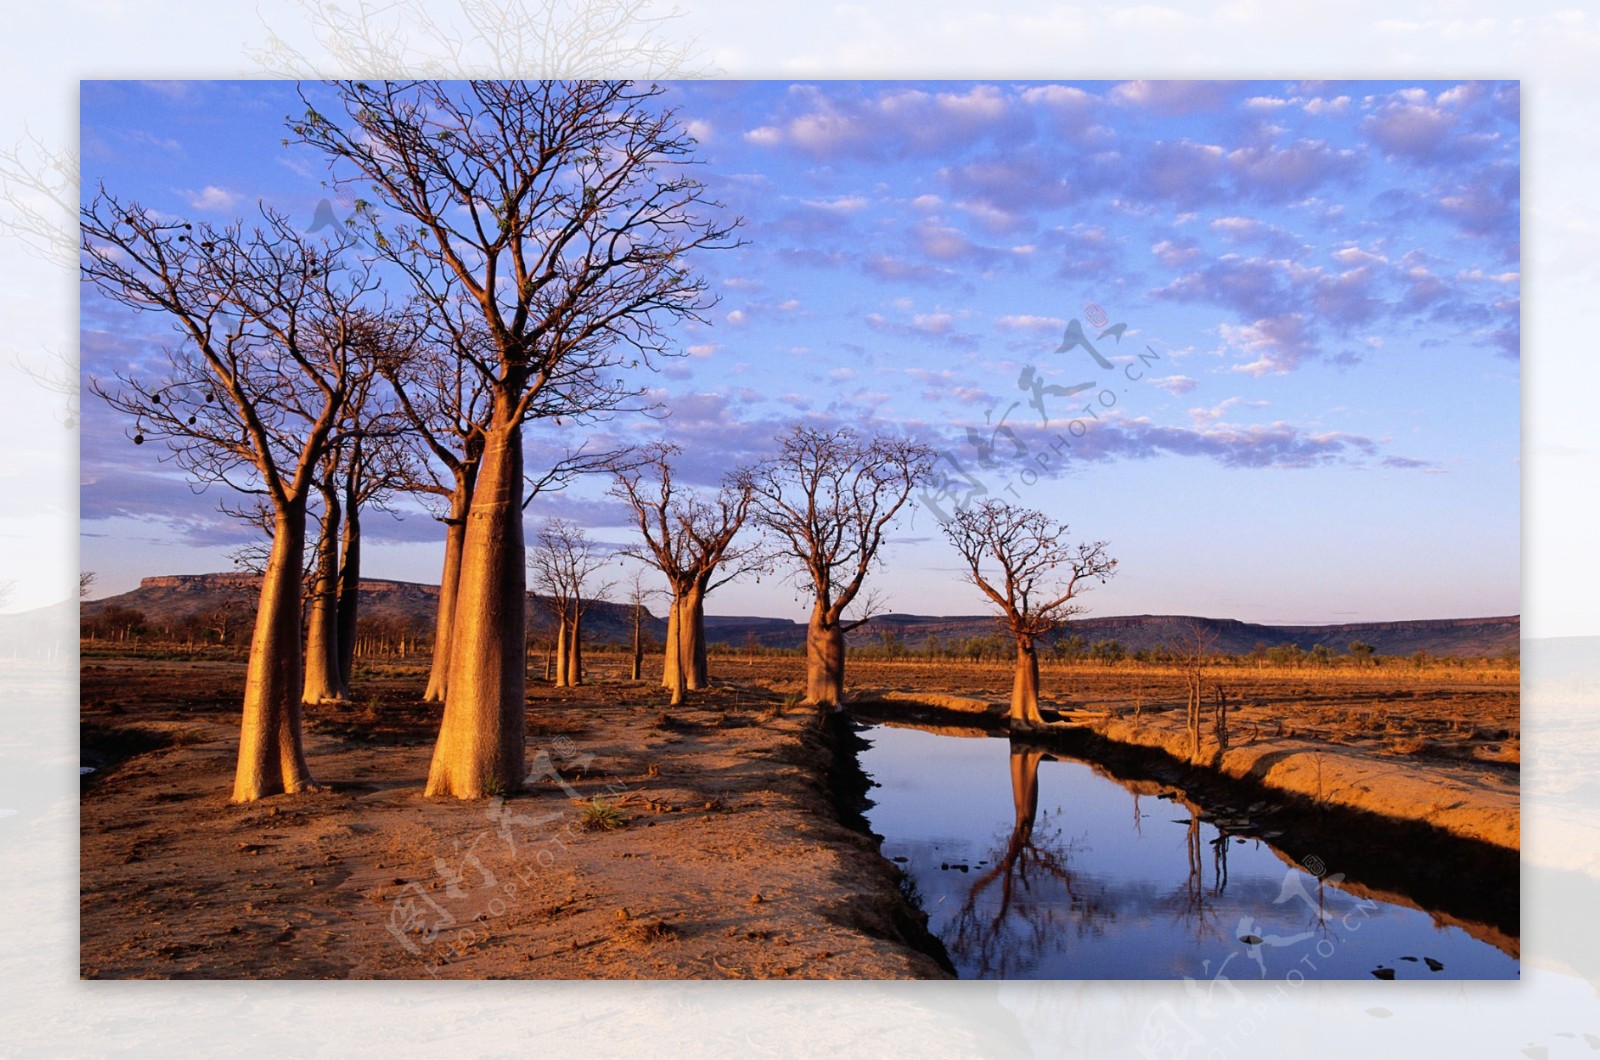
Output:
[{"xmin": 855, "ymin": 722, "xmax": 1518, "ymax": 980}]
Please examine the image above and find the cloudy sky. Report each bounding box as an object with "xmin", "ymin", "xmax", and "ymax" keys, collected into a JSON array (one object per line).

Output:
[{"xmin": 79, "ymin": 79, "xmax": 1519, "ymax": 625}]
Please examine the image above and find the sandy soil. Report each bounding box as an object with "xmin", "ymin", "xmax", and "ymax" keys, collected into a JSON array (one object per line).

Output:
[
  {"xmin": 79, "ymin": 653, "xmax": 948, "ymax": 980},
  {"xmin": 80, "ymin": 650, "xmax": 1517, "ymax": 979}
]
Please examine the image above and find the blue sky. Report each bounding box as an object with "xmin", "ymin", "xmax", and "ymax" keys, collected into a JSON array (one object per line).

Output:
[{"xmin": 79, "ymin": 79, "xmax": 1520, "ymax": 625}]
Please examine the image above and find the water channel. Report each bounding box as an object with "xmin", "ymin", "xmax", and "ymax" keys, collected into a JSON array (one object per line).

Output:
[{"xmin": 854, "ymin": 720, "xmax": 1518, "ymax": 980}]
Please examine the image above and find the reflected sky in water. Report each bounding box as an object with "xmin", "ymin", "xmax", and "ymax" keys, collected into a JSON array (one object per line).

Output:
[{"xmin": 857, "ymin": 723, "xmax": 1518, "ymax": 981}]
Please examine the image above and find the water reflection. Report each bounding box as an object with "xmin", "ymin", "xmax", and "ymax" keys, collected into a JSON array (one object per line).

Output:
[
  {"xmin": 949, "ymin": 746, "xmax": 1111, "ymax": 977},
  {"xmin": 858, "ymin": 722, "xmax": 1518, "ymax": 980}
]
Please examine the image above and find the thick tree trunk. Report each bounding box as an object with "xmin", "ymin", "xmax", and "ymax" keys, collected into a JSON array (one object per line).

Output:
[
  {"xmin": 233, "ymin": 505, "xmax": 315, "ymax": 802},
  {"xmin": 302, "ymin": 483, "xmax": 344, "ymax": 705},
  {"xmin": 423, "ymin": 484, "xmax": 472, "ymax": 704},
  {"xmin": 425, "ymin": 418, "xmax": 526, "ymax": 799},
  {"xmin": 686, "ymin": 583, "xmax": 708, "ymax": 690},
  {"xmin": 565, "ymin": 611, "xmax": 583, "ymax": 687},
  {"xmin": 1009, "ymin": 637, "xmax": 1044, "ymax": 728},
  {"xmin": 335, "ymin": 503, "xmax": 361, "ymax": 690},
  {"xmin": 554, "ymin": 613, "xmax": 570, "ymax": 687},
  {"xmin": 805, "ymin": 606, "xmax": 846, "ymax": 707},
  {"xmin": 661, "ymin": 588, "xmax": 683, "ymax": 690}
]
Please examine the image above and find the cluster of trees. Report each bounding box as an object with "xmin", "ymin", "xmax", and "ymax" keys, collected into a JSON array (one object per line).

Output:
[
  {"xmin": 87, "ymin": 78, "xmax": 1123, "ymax": 800},
  {"xmin": 84, "ymin": 80, "xmax": 738, "ymax": 800}
]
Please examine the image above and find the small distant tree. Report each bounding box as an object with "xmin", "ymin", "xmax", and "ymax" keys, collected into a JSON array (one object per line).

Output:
[
  {"xmin": 1348, "ymin": 640, "xmax": 1376, "ymax": 666},
  {"xmin": 79, "ymin": 571, "xmax": 96, "ymax": 599},
  {"xmin": 1176, "ymin": 621, "xmax": 1219, "ymax": 762},
  {"xmin": 1090, "ymin": 639, "xmax": 1127, "ymax": 666},
  {"xmin": 1052, "ymin": 633, "xmax": 1087, "ymax": 663},
  {"xmin": 1310, "ymin": 643, "xmax": 1332, "ymax": 667},
  {"xmin": 739, "ymin": 426, "xmax": 933, "ymax": 707},
  {"xmin": 623, "ymin": 567, "xmax": 663, "ymax": 682},
  {"xmin": 1266, "ymin": 643, "xmax": 1304, "ymax": 667},
  {"xmin": 528, "ymin": 519, "xmax": 613, "ymax": 688},
  {"xmin": 942, "ymin": 501, "xmax": 1116, "ymax": 727}
]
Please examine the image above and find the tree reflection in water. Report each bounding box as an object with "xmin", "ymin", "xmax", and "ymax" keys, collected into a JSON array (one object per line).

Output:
[{"xmin": 947, "ymin": 741, "xmax": 1112, "ymax": 977}]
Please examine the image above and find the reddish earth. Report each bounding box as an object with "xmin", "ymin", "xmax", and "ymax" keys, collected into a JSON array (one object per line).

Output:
[
  {"xmin": 80, "ymin": 651, "xmax": 947, "ymax": 980},
  {"xmin": 80, "ymin": 649, "xmax": 1516, "ymax": 979}
]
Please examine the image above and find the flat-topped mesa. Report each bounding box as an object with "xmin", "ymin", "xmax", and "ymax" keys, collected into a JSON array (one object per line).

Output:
[
  {"xmin": 139, "ymin": 573, "xmax": 261, "ymax": 590},
  {"xmin": 138, "ymin": 573, "xmax": 435, "ymax": 596}
]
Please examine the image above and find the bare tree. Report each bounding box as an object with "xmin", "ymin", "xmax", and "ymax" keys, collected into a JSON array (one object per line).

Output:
[
  {"xmin": 301, "ymin": 414, "xmax": 409, "ymax": 704},
  {"xmin": 1176, "ymin": 620, "xmax": 1219, "ymax": 764},
  {"xmin": 738, "ymin": 426, "xmax": 933, "ymax": 707},
  {"xmin": 383, "ymin": 320, "xmax": 618, "ymax": 706},
  {"xmin": 379, "ymin": 320, "xmax": 490, "ymax": 704},
  {"xmin": 82, "ymin": 194, "xmax": 380, "ymax": 801},
  {"xmin": 302, "ymin": 446, "xmax": 348, "ymax": 704},
  {"xmin": 528, "ymin": 519, "xmax": 613, "ymax": 687},
  {"xmin": 623, "ymin": 566, "xmax": 664, "ymax": 681},
  {"xmin": 79, "ymin": 571, "xmax": 96, "ymax": 599},
  {"xmin": 294, "ymin": 79, "xmax": 737, "ymax": 797},
  {"xmin": 942, "ymin": 501, "xmax": 1117, "ymax": 728},
  {"xmin": 609, "ymin": 442, "xmax": 756, "ymax": 695},
  {"xmin": 334, "ymin": 429, "xmax": 411, "ymax": 688}
]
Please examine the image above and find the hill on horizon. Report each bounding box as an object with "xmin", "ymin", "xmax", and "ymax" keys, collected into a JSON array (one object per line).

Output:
[{"xmin": 80, "ymin": 573, "xmax": 1520, "ymax": 658}]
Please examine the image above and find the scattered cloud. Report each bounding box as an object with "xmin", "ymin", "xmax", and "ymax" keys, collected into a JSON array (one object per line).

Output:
[{"xmin": 182, "ymin": 185, "xmax": 242, "ymax": 212}]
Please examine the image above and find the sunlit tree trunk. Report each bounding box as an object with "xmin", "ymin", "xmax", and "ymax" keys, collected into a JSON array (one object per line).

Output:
[
  {"xmin": 662, "ymin": 580, "xmax": 708, "ymax": 691},
  {"xmin": 302, "ymin": 478, "xmax": 345, "ymax": 705},
  {"xmin": 686, "ymin": 581, "xmax": 708, "ymax": 689},
  {"xmin": 424, "ymin": 480, "xmax": 472, "ymax": 703},
  {"xmin": 806, "ymin": 604, "xmax": 846, "ymax": 708},
  {"xmin": 554, "ymin": 618, "xmax": 570, "ymax": 687},
  {"xmin": 565, "ymin": 612, "xmax": 584, "ymax": 687},
  {"xmin": 425, "ymin": 418, "xmax": 526, "ymax": 798},
  {"xmin": 234, "ymin": 506, "xmax": 315, "ymax": 802},
  {"xmin": 335, "ymin": 479, "xmax": 362, "ymax": 690},
  {"xmin": 1010, "ymin": 637, "xmax": 1044, "ymax": 728},
  {"xmin": 660, "ymin": 595, "xmax": 680, "ymax": 691}
]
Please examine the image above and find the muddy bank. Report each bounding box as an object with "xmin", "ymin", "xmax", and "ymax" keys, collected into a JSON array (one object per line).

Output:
[{"xmin": 80, "ymin": 657, "xmax": 952, "ymax": 980}]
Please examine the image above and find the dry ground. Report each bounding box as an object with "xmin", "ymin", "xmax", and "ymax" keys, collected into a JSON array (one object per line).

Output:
[
  {"xmin": 80, "ymin": 649, "xmax": 1517, "ymax": 979},
  {"xmin": 79, "ymin": 651, "xmax": 946, "ymax": 980}
]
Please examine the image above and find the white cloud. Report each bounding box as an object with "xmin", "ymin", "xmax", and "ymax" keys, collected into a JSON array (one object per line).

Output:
[
  {"xmin": 1150, "ymin": 374, "xmax": 1198, "ymax": 396},
  {"xmin": 183, "ymin": 185, "xmax": 241, "ymax": 212},
  {"xmin": 995, "ymin": 314, "xmax": 1065, "ymax": 332}
]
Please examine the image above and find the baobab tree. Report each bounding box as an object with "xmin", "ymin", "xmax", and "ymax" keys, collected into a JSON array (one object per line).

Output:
[
  {"xmin": 609, "ymin": 442, "xmax": 756, "ymax": 694},
  {"xmin": 302, "ymin": 417, "xmax": 410, "ymax": 704},
  {"xmin": 302, "ymin": 447, "xmax": 349, "ymax": 704},
  {"xmin": 378, "ymin": 319, "xmax": 490, "ymax": 704},
  {"xmin": 739, "ymin": 426, "xmax": 933, "ymax": 708},
  {"xmin": 294, "ymin": 79, "xmax": 737, "ymax": 797},
  {"xmin": 942, "ymin": 501, "xmax": 1117, "ymax": 728},
  {"xmin": 528, "ymin": 519, "xmax": 613, "ymax": 687},
  {"xmin": 82, "ymin": 195, "xmax": 379, "ymax": 801}
]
